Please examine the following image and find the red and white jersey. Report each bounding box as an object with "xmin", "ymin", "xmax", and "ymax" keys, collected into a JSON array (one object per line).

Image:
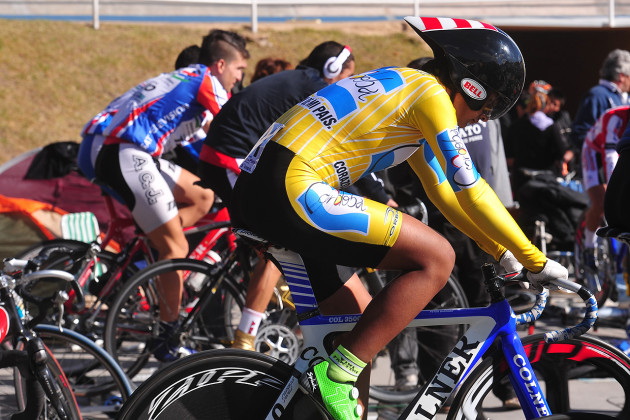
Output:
[
  {"xmin": 582, "ymin": 105, "xmax": 630, "ymax": 185},
  {"xmin": 584, "ymin": 105, "xmax": 630, "ymax": 154}
]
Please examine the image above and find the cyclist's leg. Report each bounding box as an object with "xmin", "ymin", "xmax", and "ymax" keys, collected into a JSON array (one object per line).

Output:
[
  {"xmin": 146, "ymin": 219, "xmax": 189, "ymax": 322},
  {"xmin": 104, "ymin": 258, "xmax": 245, "ymax": 378},
  {"xmin": 167, "ymin": 162, "xmax": 214, "ymax": 228},
  {"xmin": 306, "ymin": 214, "xmax": 453, "ymax": 418},
  {"xmin": 233, "ymin": 256, "xmax": 282, "ymax": 350},
  {"xmin": 370, "ymin": 275, "xmax": 469, "ymax": 406},
  {"xmin": 581, "ymin": 144, "xmax": 604, "ymax": 265},
  {"xmin": 337, "ymin": 213, "xmax": 453, "ymax": 364},
  {"xmin": 199, "ymin": 158, "xmax": 287, "ymax": 350},
  {"xmin": 96, "ymin": 144, "xmax": 192, "ymax": 359}
]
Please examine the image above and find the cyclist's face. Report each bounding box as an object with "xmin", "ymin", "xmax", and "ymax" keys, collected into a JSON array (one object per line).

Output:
[
  {"xmin": 452, "ymin": 93, "xmax": 488, "ymax": 126},
  {"xmin": 215, "ymin": 54, "xmax": 248, "ymax": 92}
]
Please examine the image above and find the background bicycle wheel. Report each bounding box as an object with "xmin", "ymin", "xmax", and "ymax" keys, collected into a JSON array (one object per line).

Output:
[{"xmin": 35, "ymin": 324, "xmax": 133, "ymax": 419}]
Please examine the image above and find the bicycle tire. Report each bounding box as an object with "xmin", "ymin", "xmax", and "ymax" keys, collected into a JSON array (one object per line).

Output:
[
  {"xmin": 103, "ymin": 258, "xmax": 245, "ymax": 380},
  {"xmin": 9, "ymin": 340, "xmax": 83, "ymax": 420},
  {"xmin": 574, "ymin": 214, "xmax": 615, "ymax": 309},
  {"xmin": 447, "ymin": 333, "xmax": 630, "ymax": 419},
  {"xmin": 369, "ymin": 274, "xmax": 469, "ymax": 404},
  {"xmin": 117, "ymin": 349, "xmax": 325, "ymax": 420},
  {"xmin": 34, "ymin": 324, "xmax": 133, "ymax": 419}
]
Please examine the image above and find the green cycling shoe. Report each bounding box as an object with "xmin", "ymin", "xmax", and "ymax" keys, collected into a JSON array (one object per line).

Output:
[{"xmin": 299, "ymin": 360, "xmax": 363, "ymax": 420}]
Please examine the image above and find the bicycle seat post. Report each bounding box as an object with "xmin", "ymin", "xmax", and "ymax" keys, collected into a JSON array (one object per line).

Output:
[{"xmin": 482, "ymin": 263, "xmax": 505, "ymax": 303}]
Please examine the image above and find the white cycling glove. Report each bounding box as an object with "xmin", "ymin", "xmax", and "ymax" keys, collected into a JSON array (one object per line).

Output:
[
  {"xmin": 499, "ymin": 250, "xmax": 523, "ymax": 273},
  {"xmin": 525, "ymin": 259, "xmax": 568, "ymax": 292}
]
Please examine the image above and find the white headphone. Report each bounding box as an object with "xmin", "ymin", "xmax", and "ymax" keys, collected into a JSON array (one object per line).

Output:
[{"xmin": 323, "ymin": 46, "xmax": 352, "ymax": 79}]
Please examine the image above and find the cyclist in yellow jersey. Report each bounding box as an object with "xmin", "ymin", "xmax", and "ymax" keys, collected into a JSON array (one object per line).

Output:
[{"xmin": 231, "ymin": 16, "xmax": 568, "ymax": 420}]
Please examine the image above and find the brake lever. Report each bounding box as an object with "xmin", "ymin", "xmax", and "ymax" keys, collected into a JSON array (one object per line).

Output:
[{"xmin": 53, "ymin": 290, "xmax": 69, "ymax": 331}]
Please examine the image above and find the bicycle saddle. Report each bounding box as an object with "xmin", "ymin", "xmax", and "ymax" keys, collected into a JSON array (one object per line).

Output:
[
  {"xmin": 232, "ymin": 227, "xmax": 269, "ymax": 247},
  {"xmin": 596, "ymin": 225, "xmax": 630, "ymax": 242}
]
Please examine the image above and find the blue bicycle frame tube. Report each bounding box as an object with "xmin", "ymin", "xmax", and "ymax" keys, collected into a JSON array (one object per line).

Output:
[
  {"xmin": 397, "ymin": 299, "xmax": 548, "ymax": 419},
  {"xmin": 502, "ymin": 330, "xmax": 551, "ymax": 417}
]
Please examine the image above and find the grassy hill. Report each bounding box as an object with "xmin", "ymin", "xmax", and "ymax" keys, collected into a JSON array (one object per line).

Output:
[{"xmin": 0, "ymin": 19, "xmax": 429, "ymax": 164}]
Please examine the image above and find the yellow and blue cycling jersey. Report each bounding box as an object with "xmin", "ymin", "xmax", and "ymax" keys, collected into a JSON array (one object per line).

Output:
[{"xmin": 239, "ymin": 67, "xmax": 545, "ymax": 272}]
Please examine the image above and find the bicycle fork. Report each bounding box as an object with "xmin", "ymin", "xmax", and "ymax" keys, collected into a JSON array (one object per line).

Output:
[
  {"xmin": 501, "ymin": 331, "xmax": 551, "ymax": 418},
  {"xmin": 24, "ymin": 338, "xmax": 73, "ymax": 420},
  {"xmin": 1, "ymin": 285, "xmax": 73, "ymax": 420}
]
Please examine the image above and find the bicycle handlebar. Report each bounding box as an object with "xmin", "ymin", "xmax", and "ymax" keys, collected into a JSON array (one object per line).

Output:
[
  {"xmin": 2, "ymin": 258, "xmax": 86, "ymax": 314},
  {"xmin": 514, "ymin": 287, "xmax": 549, "ymax": 326},
  {"xmin": 20, "ymin": 269, "xmax": 75, "ymax": 284},
  {"xmin": 490, "ymin": 266, "xmax": 596, "ymax": 341},
  {"xmin": 511, "ymin": 274, "xmax": 597, "ymax": 342},
  {"xmin": 540, "ymin": 278, "xmax": 597, "ymax": 343}
]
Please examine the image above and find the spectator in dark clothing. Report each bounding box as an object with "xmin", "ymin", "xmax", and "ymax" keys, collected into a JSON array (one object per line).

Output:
[
  {"xmin": 547, "ymin": 88, "xmax": 572, "ymax": 138},
  {"xmin": 507, "ymin": 81, "xmax": 571, "ymax": 193},
  {"xmin": 546, "ymin": 87, "xmax": 575, "ymax": 174}
]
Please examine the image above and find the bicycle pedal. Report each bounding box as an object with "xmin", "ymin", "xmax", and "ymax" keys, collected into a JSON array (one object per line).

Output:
[{"xmin": 270, "ymin": 280, "xmax": 295, "ymax": 311}]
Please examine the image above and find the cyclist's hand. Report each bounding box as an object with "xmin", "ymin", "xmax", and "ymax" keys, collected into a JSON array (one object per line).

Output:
[
  {"xmin": 525, "ymin": 259, "xmax": 568, "ymax": 292},
  {"xmin": 499, "ymin": 250, "xmax": 523, "ymax": 273}
]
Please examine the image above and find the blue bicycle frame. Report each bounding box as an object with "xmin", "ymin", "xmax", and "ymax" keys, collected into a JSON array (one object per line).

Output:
[{"xmin": 233, "ymin": 235, "xmax": 598, "ymax": 420}]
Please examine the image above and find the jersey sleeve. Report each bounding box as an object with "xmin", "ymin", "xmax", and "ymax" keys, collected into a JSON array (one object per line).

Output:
[
  {"xmin": 196, "ymin": 69, "xmax": 224, "ymax": 117},
  {"xmin": 406, "ymin": 92, "xmax": 546, "ymax": 271}
]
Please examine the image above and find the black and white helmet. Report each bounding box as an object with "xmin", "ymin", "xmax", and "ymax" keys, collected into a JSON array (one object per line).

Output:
[{"xmin": 405, "ymin": 16, "xmax": 526, "ymax": 120}]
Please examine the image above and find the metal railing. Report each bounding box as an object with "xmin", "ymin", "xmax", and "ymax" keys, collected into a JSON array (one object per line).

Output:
[{"xmin": 0, "ymin": 0, "xmax": 627, "ymax": 32}]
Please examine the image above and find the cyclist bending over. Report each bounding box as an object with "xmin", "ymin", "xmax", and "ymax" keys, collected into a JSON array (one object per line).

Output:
[
  {"xmin": 77, "ymin": 29, "xmax": 249, "ymax": 362},
  {"xmin": 581, "ymin": 105, "xmax": 630, "ymax": 266},
  {"xmin": 229, "ymin": 17, "xmax": 567, "ymax": 420}
]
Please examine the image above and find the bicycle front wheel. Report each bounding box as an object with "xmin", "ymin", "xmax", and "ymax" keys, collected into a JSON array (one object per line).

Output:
[
  {"xmin": 103, "ymin": 258, "xmax": 244, "ymax": 380},
  {"xmin": 117, "ymin": 349, "xmax": 324, "ymax": 420},
  {"xmin": 35, "ymin": 324, "xmax": 133, "ymax": 419},
  {"xmin": 447, "ymin": 333, "xmax": 630, "ymax": 419},
  {"xmin": 9, "ymin": 340, "xmax": 83, "ymax": 420}
]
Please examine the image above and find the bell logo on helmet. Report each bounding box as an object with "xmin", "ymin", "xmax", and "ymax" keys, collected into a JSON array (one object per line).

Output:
[{"xmin": 461, "ymin": 78, "xmax": 487, "ymax": 101}]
